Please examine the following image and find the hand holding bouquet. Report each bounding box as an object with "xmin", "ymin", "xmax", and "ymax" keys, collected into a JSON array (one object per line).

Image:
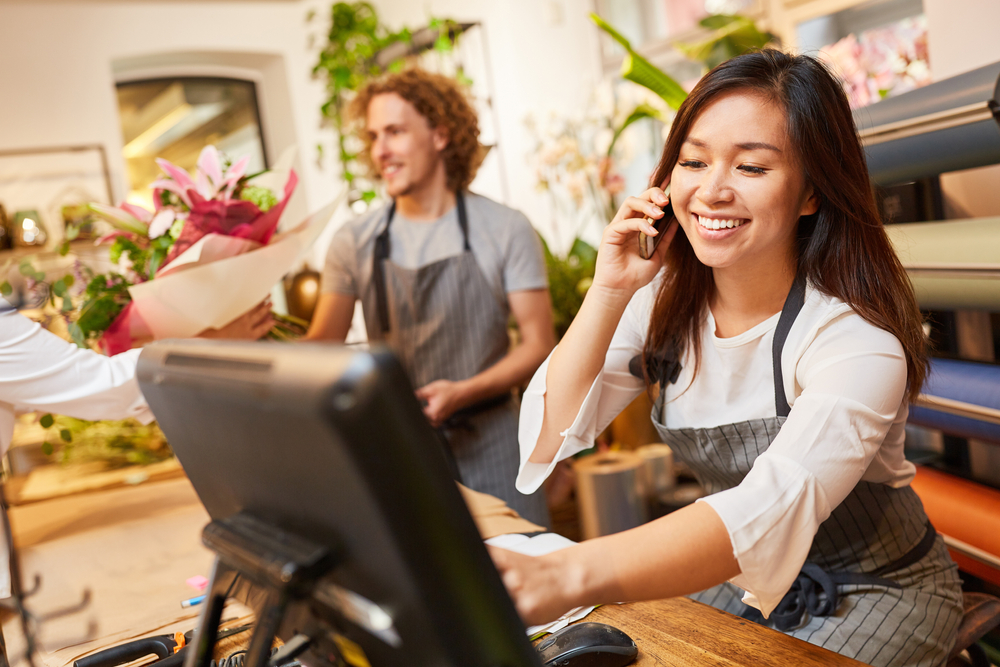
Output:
[{"xmin": 58, "ymin": 146, "xmax": 334, "ymax": 354}]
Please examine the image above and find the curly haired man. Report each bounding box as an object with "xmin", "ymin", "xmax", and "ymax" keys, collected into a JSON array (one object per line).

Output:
[{"xmin": 307, "ymin": 69, "xmax": 554, "ymax": 526}]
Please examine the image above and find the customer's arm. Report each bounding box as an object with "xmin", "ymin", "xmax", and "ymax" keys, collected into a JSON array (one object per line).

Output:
[
  {"xmin": 0, "ymin": 311, "xmax": 150, "ymax": 424},
  {"xmin": 417, "ymin": 288, "xmax": 556, "ymax": 426}
]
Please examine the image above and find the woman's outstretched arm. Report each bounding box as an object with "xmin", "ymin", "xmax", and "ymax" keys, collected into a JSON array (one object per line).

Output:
[{"xmin": 490, "ymin": 501, "xmax": 738, "ymax": 625}]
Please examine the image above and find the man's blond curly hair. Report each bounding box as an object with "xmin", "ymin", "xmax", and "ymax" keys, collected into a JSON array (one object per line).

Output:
[{"xmin": 348, "ymin": 68, "xmax": 483, "ymax": 193}]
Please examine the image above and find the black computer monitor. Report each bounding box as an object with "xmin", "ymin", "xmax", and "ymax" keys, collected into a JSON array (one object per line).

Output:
[{"xmin": 137, "ymin": 340, "xmax": 541, "ymax": 667}]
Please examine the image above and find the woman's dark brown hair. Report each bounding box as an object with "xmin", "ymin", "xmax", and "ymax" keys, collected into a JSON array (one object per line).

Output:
[
  {"xmin": 644, "ymin": 49, "xmax": 927, "ymax": 400},
  {"xmin": 348, "ymin": 68, "xmax": 483, "ymax": 192}
]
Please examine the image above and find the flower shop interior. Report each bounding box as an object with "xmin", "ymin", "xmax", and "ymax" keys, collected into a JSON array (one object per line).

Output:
[{"xmin": 2, "ymin": 0, "xmax": 1000, "ymax": 665}]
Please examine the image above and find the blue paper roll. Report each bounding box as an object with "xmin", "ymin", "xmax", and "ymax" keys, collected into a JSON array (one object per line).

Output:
[{"xmin": 909, "ymin": 358, "xmax": 1000, "ymax": 444}]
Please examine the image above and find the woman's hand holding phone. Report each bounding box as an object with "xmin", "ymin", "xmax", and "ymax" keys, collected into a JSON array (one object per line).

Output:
[{"xmin": 591, "ymin": 186, "xmax": 677, "ymax": 301}]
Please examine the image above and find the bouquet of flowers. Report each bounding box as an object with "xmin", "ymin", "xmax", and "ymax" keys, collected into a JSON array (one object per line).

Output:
[{"xmin": 54, "ymin": 146, "xmax": 334, "ymax": 354}]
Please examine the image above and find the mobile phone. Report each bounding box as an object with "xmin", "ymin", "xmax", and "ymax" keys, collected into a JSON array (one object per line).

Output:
[{"xmin": 638, "ymin": 185, "xmax": 674, "ymax": 260}]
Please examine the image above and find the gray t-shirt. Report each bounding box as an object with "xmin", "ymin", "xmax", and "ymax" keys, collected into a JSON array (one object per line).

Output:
[{"xmin": 321, "ymin": 192, "xmax": 548, "ymax": 310}]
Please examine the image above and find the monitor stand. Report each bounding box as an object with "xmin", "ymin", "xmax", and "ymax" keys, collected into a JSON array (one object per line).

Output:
[{"xmin": 184, "ymin": 513, "xmax": 335, "ymax": 667}]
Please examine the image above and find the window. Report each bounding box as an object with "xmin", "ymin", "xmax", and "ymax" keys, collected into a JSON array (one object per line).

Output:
[{"xmin": 115, "ymin": 77, "xmax": 268, "ymax": 209}]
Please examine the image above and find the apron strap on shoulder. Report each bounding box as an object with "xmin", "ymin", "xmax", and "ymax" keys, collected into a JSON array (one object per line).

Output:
[
  {"xmin": 772, "ymin": 274, "xmax": 807, "ymax": 418},
  {"xmin": 372, "ymin": 202, "xmax": 396, "ymax": 335}
]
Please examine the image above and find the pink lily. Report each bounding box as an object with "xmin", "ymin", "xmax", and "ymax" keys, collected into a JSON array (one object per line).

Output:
[
  {"xmin": 120, "ymin": 202, "xmax": 153, "ymax": 224},
  {"xmin": 87, "ymin": 202, "xmax": 149, "ymax": 236},
  {"xmin": 153, "ymin": 146, "xmax": 251, "ymax": 207},
  {"xmin": 192, "ymin": 146, "xmax": 248, "ymax": 201},
  {"xmin": 153, "ymin": 158, "xmax": 196, "ymax": 208},
  {"xmin": 148, "ymin": 209, "xmax": 177, "ymax": 239},
  {"xmin": 222, "ymin": 155, "xmax": 250, "ymax": 199}
]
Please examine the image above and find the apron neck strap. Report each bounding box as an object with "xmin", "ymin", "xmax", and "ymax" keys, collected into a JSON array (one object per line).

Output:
[
  {"xmin": 455, "ymin": 191, "xmax": 470, "ymax": 251},
  {"xmin": 372, "ymin": 192, "xmax": 469, "ymax": 334},
  {"xmin": 772, "ymin": 273, "xmax": 807, "ymax": 418}
]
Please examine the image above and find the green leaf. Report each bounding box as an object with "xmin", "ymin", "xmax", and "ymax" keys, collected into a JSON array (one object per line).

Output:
[
  {"xmin": 622, "ymin": 53, "xmax": 688, "ymax": 110},
  {"xmin": 700, "ymin": 14, "xmax": 738, "ymax": 29},
  {"xmin": 76, "ymin": 292, "xmax": 130, "ymax": 338},
  {"xmin": 41, "ymin": 441, "xmax": 53, "ymax": 456},
  {"xmin": 60, "ymin": 429, "xmax": 73, "ymax": 443},
  {"xmin": 590, "ymin": 12, "xmax": 634, "ymax": 51},
  {"xmin": 40, "ymin": 414, "xmax": 54, "ymax": 428},
  {"xmin": 591, "ymin": 13, "xmax": 687, "ymax": 110},
  {"xmin": 676, "ymin": 15, "xmax": 774, "ymax": 70},
  {"xmin": 434, "ymin": 32, "xmax": 453, "ymax": 53},
  {"xmin": 18, "ymin": 261, "xmax": 37, "ymax": 278},
  {"xmin": 609, "ymin": 104, "xmax": 661, "ymax": 156},
  {"xmin": 52, "ymin": 279, "xmax": 67, "ymax": 297},
  {"xmin": 0, "ymin": 282, "xmax": 11, "ymax": 297},
  {"xmin": 568, "ymin": 239, "xmax": 598, "ymax": 266},
  {"xmin": 68, "ymin": 322, "xmax": 86, "ymax": 348},
  {"xmin": 63, "ymin": 274, "xmax": 75, "ymax": 288},
  {"xmin": 110, "ymin": 236, "xmax": 150, "ymax": 277}
]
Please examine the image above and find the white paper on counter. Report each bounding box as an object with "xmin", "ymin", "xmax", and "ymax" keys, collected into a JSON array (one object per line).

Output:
[
  {"xmin": 128, "ymin": 192, "xmax": 343, "ymax": 339},
  {"xmin": 484, "ymin": 532, "xmax": 598, "ymax": 637}
]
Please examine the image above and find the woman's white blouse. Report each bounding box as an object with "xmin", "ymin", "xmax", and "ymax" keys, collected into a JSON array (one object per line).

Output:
[
  {"xmin": 0, "ymin": 309, "xmax": 151, "ymax": 455},
  {"xmin": 516, "ymin": 281, "xmax": 915, "ymax": 617}
]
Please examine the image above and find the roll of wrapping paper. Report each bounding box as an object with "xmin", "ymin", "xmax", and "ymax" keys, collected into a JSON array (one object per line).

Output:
[
  {"xmin": 636, "ymin": 444, "xmax": 676, "ymax": 502},
  {"xmin": 886, "ymin": 217, "xmax": 1000, "ymax": 310},
  {"xmin": 853, "ymin": 61, "xmax": 1000, "ymax": 187},
  {"xmin": 574, "ymin": 451, "xmax": 649, "ymax": 540}
]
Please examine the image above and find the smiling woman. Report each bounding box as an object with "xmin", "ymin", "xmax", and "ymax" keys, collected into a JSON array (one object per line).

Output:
[
  {"xmin": 494, "ymin": 49, "xmax": 964, "ymax": 667},
  {"xmin": 670, "ymin": 92, "xmax": 818, "ymax": 299}
]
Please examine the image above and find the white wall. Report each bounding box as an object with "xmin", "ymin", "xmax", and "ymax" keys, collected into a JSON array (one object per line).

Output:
[{"xmin": 0, "ymin": 0, "xmax": 339, "ymax": 241}]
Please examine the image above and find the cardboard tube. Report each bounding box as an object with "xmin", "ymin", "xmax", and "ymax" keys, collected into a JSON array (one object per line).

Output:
[
  {"xmin": 636, "ymin": 444, "xmax": 676, "ymax": 501},
  {"xmin": 574, "ymin": 451, "xmax": 648, "ymax": 540}
]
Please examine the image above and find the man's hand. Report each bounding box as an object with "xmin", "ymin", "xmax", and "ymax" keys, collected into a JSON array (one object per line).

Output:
[
  {"xmin": 415, "ymin": 379, "xmax": 468, "ymax": 427},
  {"xmin": 197, "ymin": 300, "xmax": 274, "ymax": 340}
]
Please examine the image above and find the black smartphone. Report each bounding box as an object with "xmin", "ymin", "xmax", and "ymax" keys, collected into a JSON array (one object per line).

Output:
[{"xmin": 638, "ymin": 185, "xmax": 674, "ymax": 260}]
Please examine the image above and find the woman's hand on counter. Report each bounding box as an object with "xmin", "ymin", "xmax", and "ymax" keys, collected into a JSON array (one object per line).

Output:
[{"xmin": 488, "ymin": 545, "xmax": 586, "ymax": 626}]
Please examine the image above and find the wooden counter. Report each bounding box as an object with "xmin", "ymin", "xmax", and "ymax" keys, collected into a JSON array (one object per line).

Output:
[
  {"xmin": 2, "ymin": 476, "xmax": 863, "ymax": 667},
  {"xmin": 590, "ymin": 597, "xmax": 865, "ymax": 666}
]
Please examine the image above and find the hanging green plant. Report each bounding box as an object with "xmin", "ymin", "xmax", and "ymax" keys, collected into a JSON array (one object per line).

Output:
[{"xmin": 311, "ymin": 2, "xmax": 465, "ymax": 204}]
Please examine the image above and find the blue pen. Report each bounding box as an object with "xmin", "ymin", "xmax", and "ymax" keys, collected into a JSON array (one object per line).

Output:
[{"xmin": 180, "ymin": 594, "xmax": 206, "ymax": 608}]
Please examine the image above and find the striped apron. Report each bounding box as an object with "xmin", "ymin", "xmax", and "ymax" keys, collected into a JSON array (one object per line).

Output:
[
  {"xmin": 363, "ymin": 192, "xmax": 550, "ymax": 527},
  {"xmin": 649, "ymin": 276, "xmax": 963, "ymax": 666}
]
